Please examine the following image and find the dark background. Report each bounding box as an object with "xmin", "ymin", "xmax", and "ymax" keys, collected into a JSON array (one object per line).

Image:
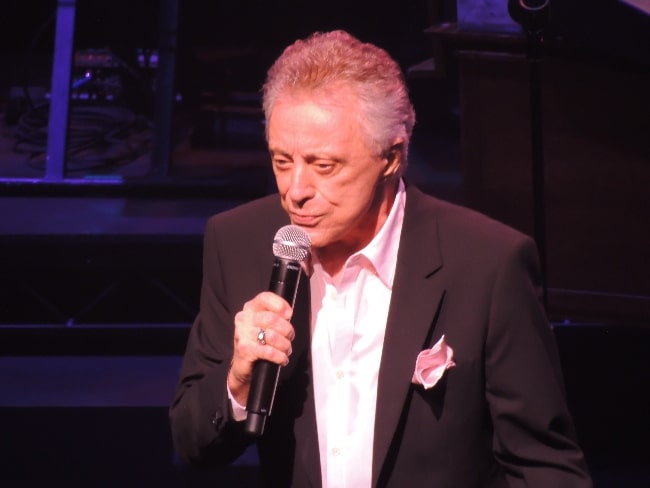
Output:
[{"xmin": 0, "ymin": 1, "xmax": 648, "ymax": 486}]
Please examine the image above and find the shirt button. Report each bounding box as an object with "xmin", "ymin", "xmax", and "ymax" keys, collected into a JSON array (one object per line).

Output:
[
  {"xmin": 335, "ymin": 370, "xmax": 345, "ymax": 379},
  {"xmin": 331, "ymin": 447, "xmax": 341, "ymax": 456}
]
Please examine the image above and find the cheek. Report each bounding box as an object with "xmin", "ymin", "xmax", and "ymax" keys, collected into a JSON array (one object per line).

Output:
[
  {"xmin": 316, "ymin": 182, "xmax": 342, "ymax": 206},
  {"xmin": 322, "ymin": 178, "xmax": 372, "ymax": 209},
  {"xmin": 275, "ymin": 173, "xmax": 299, "ymax": 203},
  {"xmin": 273, "ymin": 170, "xmax": 288, "ymax": 191}
]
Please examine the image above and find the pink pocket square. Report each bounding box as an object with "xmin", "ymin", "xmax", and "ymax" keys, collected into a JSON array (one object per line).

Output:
[{"xmin": 412, "ymin": 335, "xmax": 456, "ymax": 389}]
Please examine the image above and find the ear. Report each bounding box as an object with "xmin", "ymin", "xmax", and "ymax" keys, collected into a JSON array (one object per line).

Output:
[{"xmin": 382, "ymin": 141, "xmax": 403, "ymax": 178}]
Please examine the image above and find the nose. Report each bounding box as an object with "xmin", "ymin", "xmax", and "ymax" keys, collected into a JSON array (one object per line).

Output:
[{"xmin": 286, "ymin": 162, "xmax": 314, "ymax": 206}]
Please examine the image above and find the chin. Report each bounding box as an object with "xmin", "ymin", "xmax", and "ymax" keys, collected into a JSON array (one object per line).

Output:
[
  {"xmin": 299, "ymin": 228, "xmax": 327, "ymax": 250},
  {"xmin": 302, "ymin": 229, "xmax": 321, "ymax": 247}
]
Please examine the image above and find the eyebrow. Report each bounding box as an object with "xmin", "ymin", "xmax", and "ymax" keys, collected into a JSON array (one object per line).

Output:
[
  {"xmin": 269, "ymin": 148, "xmax": 291, "ymax": 158},
  {"xmin": 269, "ymin": 148, "xmax": 343, "ymax": 163}
]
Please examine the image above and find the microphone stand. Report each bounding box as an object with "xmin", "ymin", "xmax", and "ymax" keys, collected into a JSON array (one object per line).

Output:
[{"xmin": 508, "ymin": 0, "xmax": 550, "ymax": 309}]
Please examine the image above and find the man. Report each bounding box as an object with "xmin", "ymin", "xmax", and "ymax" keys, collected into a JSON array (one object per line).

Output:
[{"xmin": 170, "ymin": 30, "xmax": 592, "ymax": 487}]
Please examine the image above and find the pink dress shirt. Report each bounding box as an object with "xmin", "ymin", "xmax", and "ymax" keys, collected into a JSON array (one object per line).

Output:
[{"xmin": 310, "ymin": 181, "xmax": 405, "ymax": 488}]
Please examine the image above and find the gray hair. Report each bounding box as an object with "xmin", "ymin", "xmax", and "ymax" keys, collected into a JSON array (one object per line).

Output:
[{"xmin": 262, "ymin": 30, "xmax": 416, "ymax": 167}]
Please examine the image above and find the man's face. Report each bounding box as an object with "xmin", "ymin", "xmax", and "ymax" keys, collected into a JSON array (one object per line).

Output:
[{"xmin": 268, "ymin": 89, "xmax": 399, "ymax": 259}]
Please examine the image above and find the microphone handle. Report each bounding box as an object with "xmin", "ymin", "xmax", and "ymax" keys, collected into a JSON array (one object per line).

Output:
[{"xmin": 244, "ymin": 258, "xmax": 302, "ymax": 436}]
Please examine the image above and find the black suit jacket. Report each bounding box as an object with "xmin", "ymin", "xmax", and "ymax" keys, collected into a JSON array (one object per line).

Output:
[{"xmin": 170, "ymin": 186, "xmax": 592, "ymax": 487}]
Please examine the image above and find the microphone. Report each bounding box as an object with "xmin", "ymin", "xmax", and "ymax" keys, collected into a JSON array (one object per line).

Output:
[{"xmin": 244, "ymin": 224, "xmax": 311, "ymax": 437}]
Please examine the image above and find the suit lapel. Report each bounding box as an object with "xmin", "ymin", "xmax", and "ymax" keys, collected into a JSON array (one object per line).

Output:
[
  {"xmin": 290, "ymin": 276, "xmax": 322, "ymax": 487},
  {"xmin": 372, "ymin": 187, "xmax": 446, "ymax": 486}
]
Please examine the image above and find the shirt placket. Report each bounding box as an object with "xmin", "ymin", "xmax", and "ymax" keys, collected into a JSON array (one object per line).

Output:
[{"xmin": 325, "ymin": 277, "xmax": 355, "ymax": 488}]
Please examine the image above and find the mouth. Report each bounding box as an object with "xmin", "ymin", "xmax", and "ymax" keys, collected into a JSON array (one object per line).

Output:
[{"xmin": 289, "ymin": 212, "xmax": 321, "ymax": 227}]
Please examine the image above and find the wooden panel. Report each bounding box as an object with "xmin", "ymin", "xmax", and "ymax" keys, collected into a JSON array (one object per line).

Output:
[
  {"xmin": 456, "ymin": 49, "xmax": 650, "ymax": 325},
  {"xmin": 542, "ymin": 56, "xmax": 650, "ymax": 324},
  {"xmin": 458, "ymin": 50, "xmax": 534, "ymax": 235}
]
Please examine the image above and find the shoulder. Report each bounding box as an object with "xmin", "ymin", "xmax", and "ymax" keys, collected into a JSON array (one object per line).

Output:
[
  {"xmin": 404, "ymin": 188, "xmax": 546, "ymax": 320},
  {"xmin": 403, "ymin": 186, "xmax": 540, "ymax": 281},
  {"xmin": 405, "ymin": 186, "xmax": 532, "ymax": 253}
]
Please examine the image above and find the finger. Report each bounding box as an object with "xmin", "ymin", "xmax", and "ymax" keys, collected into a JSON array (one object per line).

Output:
[
  {"xmin": 253, "ymin": 310, "xmax": 296, "ymax": 342},
  {"xmin": 232, "ymin": 310, "xmax": 294, "ymax": 366},
  {"xmin": 255, "ymin": 337, "xmax": 292, "ymax": 368},
  {"xmin": 243, "ymin": 291, "xmax": 293, "ymax": 319},
  {"xmin": 261, "ymin": 326, "xmax": 293, "ymax": 350}
]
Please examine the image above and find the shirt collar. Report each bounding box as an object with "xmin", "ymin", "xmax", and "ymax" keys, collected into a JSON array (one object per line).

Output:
[
  {"xmin": 306, "ymin": 179, "xmax": 406, "ymax": 287},
  {"xmin": 357, "ymin": 179, "xmax": 405, "ymax": 289}
]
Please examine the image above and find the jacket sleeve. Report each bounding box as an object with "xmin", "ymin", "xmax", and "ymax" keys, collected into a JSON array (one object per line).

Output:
[
  {"xmin": 485, "ymin": 235, "xmax": 592, "ymax": 487},
  {"xmin": 169, "ymin": 217, "xmax": 253, "ymax": 467}
]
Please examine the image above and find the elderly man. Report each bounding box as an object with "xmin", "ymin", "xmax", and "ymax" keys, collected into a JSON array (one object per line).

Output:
[{"xmin": 170, "ymin": 30, "xmax": 592, "ymax": 487}]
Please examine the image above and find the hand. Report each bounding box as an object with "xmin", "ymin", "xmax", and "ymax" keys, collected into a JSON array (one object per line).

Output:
[{"xmin": 228, "ymin": 291, "xmax": 296, "ymax": 405}]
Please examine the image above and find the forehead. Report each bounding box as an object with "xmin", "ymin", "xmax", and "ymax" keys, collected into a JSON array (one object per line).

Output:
[
  {"xmin": 268, "ymin": 91, "xmax": 365, "ymax": 146},
  {"xmin": 271, "ymin": 85, "xmax": 359, "ymax": 117}
]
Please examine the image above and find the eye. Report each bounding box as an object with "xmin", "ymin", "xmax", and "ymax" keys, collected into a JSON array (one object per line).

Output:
[
  {"xmin": 272, "ymin": 157, "xmax": 292, "ymax": 170},
  {"xmin": 311, "ymin": 159, "xmax": 337, "ymax": 174},
  {"xmin": 315, "ymin": 162, "xmax": 334, "ymax": 172}
]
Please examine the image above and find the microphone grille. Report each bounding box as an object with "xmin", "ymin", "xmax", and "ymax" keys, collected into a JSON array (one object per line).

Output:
[{"xmin": 272, "ymin": 225, "xmax": 311, "ymax": 261}]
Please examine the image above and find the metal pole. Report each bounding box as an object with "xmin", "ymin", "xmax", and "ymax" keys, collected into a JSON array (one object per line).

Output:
[
  {"xmin": 149, "ymin": 0, "xmax": 180, "ymax": 179},
  {"xmin": 45, "ymin": 0, "xmax": 76, "ymax": 181},
  {"xmin": 508, "ymin": 0, "xmax": 550, "ymax": 308},
  {"xmin": 527, "ymin": 32, "xmax": 547, "ymax": 308}
]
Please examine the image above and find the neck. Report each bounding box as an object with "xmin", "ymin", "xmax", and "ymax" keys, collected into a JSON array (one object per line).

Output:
[{"xmin": 317, "ymin": 177, "xmax": 399, "ymax": 281}]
